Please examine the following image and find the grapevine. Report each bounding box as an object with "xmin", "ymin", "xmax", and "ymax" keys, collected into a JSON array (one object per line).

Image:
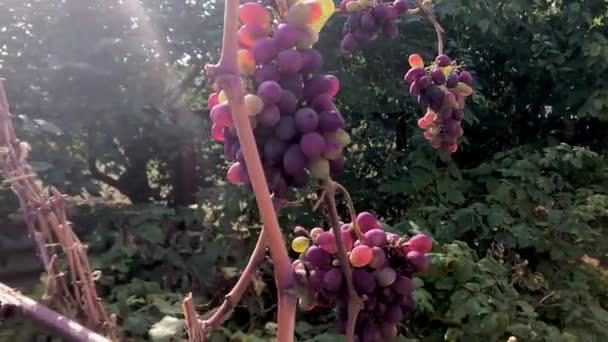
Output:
[{"xmin": 189, "ymin": 0, "xmax": 460, "ymax": 341}]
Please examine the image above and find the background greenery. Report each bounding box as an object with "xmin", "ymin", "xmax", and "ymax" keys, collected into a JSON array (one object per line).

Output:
[{"xmin": 1, "ymin": 0, "xmax": 608, "ymax": 341}]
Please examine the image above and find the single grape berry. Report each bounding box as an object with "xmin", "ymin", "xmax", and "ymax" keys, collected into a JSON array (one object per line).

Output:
[
  {"xmin": 409, "ymin": 54, "xmax": 424, "ymax": 68},
  {"xmin": 323, "ymin": 268, "xmax": 344, "ymax": 292},
  {"xmin": 292, "ymin": 236, "xmax": 310, "ymax": 253},
  {"xmin": 306, "ymin": 245, "xmax": 331, "ymax": 269},
  {"xmin": 350, "ymin": 244, "xmax": 373, "ymax": 267},
  {"xmin": 310, "ymin": 227, "xmax": 325, "ymax": 241},
  {"xmin": 317, "ymin": 231, "xmax": 338, "ymax": 254},
  {"xmin": 435, "ymin": 54, "xmax": 452, "ymax": 67},
  {"xmin": 408, "ymin": 234, "xmax": 433, "ymax": 253},
  {"xmin": 356, "ymin": 211, "xmax": 377, "ymax": 232}
]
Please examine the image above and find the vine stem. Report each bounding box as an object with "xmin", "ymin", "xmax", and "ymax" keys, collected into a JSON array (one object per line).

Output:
[
  {"xmin": 324, "ymin": 181, "xmax": 362, "ymax": 342},
  {"xmin": 198, "ymin": 230, "xmax": 268, "ymax": 336},
  {"xmin": 0, "ymin": 282, "xmax": 110, "ymax": 342},
  {"xmin": 415, "ymin": 0, "xmax": 445, "ymax": 55},
  {"xmin": 204, "ymin": 0, "xmax": 296, "ymax": 340}
]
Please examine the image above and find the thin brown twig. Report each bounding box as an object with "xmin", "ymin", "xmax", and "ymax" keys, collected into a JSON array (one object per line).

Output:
[
  {"xmin": 324, "ymin": 182, "xmax": 362, "ymax": 342},
  {"xmin": 332, "ymin": 181, "xmax": 362, "ymax": 239},
  {"xmin": 414, "ymin": 0, "xmax": 445, "ymax": 55}
]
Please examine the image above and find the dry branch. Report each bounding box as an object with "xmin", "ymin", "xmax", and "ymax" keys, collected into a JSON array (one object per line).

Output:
[{"xmin": 0, "ymin": 80, "xmax": 117, "ymax": 340}]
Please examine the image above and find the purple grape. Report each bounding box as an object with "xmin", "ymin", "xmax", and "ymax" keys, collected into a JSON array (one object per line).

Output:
[
  {"xmin": 258, "ymin": 104, "xmax": 280, "ymax": 127},
  {"xmin": 275, "ymin": 116, "xmax": 297, "ymax": 141},
  {"xmin": 323, "ymin": 268, "xmax": 344, "ymax": 292},
  {"xmin": 311, "ymin": 94, "xmax": 336, "ymax": 112},
  {"xmin": 295, "ymin": 107, "xmax": 319, "ymax": 133},
  {"xmin": 340, "ymin": 33, "xmax": 358, "ymax": 54},
  {"xmin": 263, "ymin": 137, "xmax": 288, "ymax": 165},
  {"xmin": 401, "ymin": 294, "xmax": 416, "ymax": 312},
  {"xmin": 279, "ymin": 74, "xmax": 304, "ymax": 100},
  {"xmin": 409, "ymin": 81, "xmax": 421, "ymax": 96},
  {"xmin": 383, "ymin": 21, "xmax": 399, "ymax": 39},
  {"xmin": 368, "ymin": 247, "xmax": 386, "ymax": 269},
  {"xmin": 364, "ymin": 229, "xmax": 387, "ymax": 247},
  {"xmin": 291, "ymin": 169, "xmax": 310, "ymax": 188},
  {"xmin": 323, "ymin": 138, "xmax": 342, "ymax": 160},
  {"xmin": 431, "ymin": 68, "xmax": 446, "ymax": 85},
  {"xmin": 407, "ymin": 250, "xmax": 429, "ymax": 273},
  {"xmin": 363, "ymin": 296, "xmax": 378, "ymax": 311},
  {"xmin": 360, "ymin": 321, "xmax": 381, "ymax": 342},
  {"xmin": 372, "ymin": 4, "xmax": 389, "ymax": 21},
  {"xmin": 257, "ymin": 81, "xmax": 282, "ymax": 103},
  {"xmin": 404, "ymin": 67, "xmax": 426, "ymax": 83},
  {"xmin": 435, "ymin": 54, "xmax": 452, "ymax": 67},
  {"xmin": 385, "ymin": 304, "xmax": 403, "ymax": 323},
  {"xmin": 393, "ymin": 0, "xmax": 408, "ymax": 13},
  {"xmin": 318, "ymin": 111, "xmax": 345, "ymax": 132},
  {"xmin": 446, "ymin": 73, "xmax": 459, "ymax": 88},
  {"xmin": 277, "ymin": 90, "xmax": 298, "ymax": 115},
  {"xmin": 329, "ymin": 156, "xmax": 345, "ymax": 174},
  {"xmin": 308, "ymin": 269, "xmax": 324, "ymax": 291},
  {"xmin": 373, "ymin": 267, "xmax": 397, "ymax": 287},
  {"xmin": 347, "ymin": 12, "xmax": 361, "ymax": 30},
  {"xmin": 300, "ymin": 48, "xmax": 323, "ymax": 74},
  {"xmin": 453, "ymin": 110, "xmax": 464, "ymax": 120},
  {"xmin": 459, "ymin": 70, "xmax": 473, "ymax": 85},
  {"xmin": 360, "ymin": 12, "xmax": 376, "ymax": 31},
  {"xmin": 277, "ymin": 49, "xmax": 303, "ymax": 74},
  {"xmin": 353, "ymin": 269, "xmax": 376, "ymax": 294},
  {"xmin": 439, "ymin": 107, "xmax": 453, "ymax": 120},
  {"xmin": 391, "ymin": 275, "xmax": 415, "ymax": 295},
  {"xmin": 417, "ymin": 75, "xmax": 432, "ymax": 89},
  {"xmin": 305, "ymin": 245, "xmax": 331, "ymax": 269},
  {"xmin": 254, "ymin": 64, "xmax": 280, "ymax": 83},
  {"xmin": 356, "ymin": 212, "xmax": 377, "ymax": 232},
  {"xmin": 274, "ymin": 24, "xmax": 300, "ymax": 48},
  {"xmin": 380, "ymin": 323, "xmax": 398, "ymax": 339},
  {"xmin": 283, "ymin": 144, "xmax": 307, "ymax": 176},
  {"xmin": 252, "ymin": 38, "xmax": 278, "ymax": 64},
  {"xmin": 222, "ymin": 127, "xmax": 237, "ymax": 141},
  {"xmin": 300, "ymin": 132, "xmax": 325, "ymax": 159},
  {"xmin": 224, "ymin": 141, "xmax": 236, "ymax": 160}
]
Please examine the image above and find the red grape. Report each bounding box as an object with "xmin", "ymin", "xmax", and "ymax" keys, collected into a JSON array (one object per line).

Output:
[{"xmin": 408, "ymin": 234, "xmax": 433, "ymax": 253}]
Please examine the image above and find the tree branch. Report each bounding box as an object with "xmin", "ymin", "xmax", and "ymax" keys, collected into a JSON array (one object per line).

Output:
[
  {"xmin": 324, "ymin": 182, "xmax": 361, "ymax": 342},
  {"xmin": 0, "ymin": 282, "xmax": 110, "ymax": 342},
  {"xmin": 415, "ymin": 0, "xmax": 445, "ymax": 55}
]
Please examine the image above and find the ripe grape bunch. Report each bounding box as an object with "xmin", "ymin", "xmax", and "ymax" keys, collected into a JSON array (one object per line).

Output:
[
  {"xmin": 404, "ymin": 53, "xmax": 474, "ymax": 153},
  {"xmin": 338, "ymin": 0, "xmax": 410, "ymax": 54},
  {"xmin": 207, "ymin": 1, "xmax": 351, "ymax": 198},
  {"xmin": 291, "ymin": 211, "xmax": 432, "ymax": 341}
]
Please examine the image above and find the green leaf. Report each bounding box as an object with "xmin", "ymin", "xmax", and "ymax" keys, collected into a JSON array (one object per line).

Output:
[
  {"xmin": 139, "ymin": 224, "xmax": 164, "ymax": 244},
  {"xmin": 477, "ymin": 258, "xmax": 506, "ymax": 277},
  {"xmin": 149, "ymin": 316, "xmax": 184, "ymax": 342}
]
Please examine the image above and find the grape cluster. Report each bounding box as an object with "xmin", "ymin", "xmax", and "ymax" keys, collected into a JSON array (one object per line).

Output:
[
  {"xmin": 291, "ymin": 212, "xmax": 432, "ymax": 341},
  {"xmin": 403, "ymin": 53, "xmax": 474, "ymax": 153},
  {"xmin": 338, "ymin": 0, "xmax": 409, "ymax": 54},
  {"xmin": 208, "ymin": 1, "xmax": 351, "ymax": 198}
]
